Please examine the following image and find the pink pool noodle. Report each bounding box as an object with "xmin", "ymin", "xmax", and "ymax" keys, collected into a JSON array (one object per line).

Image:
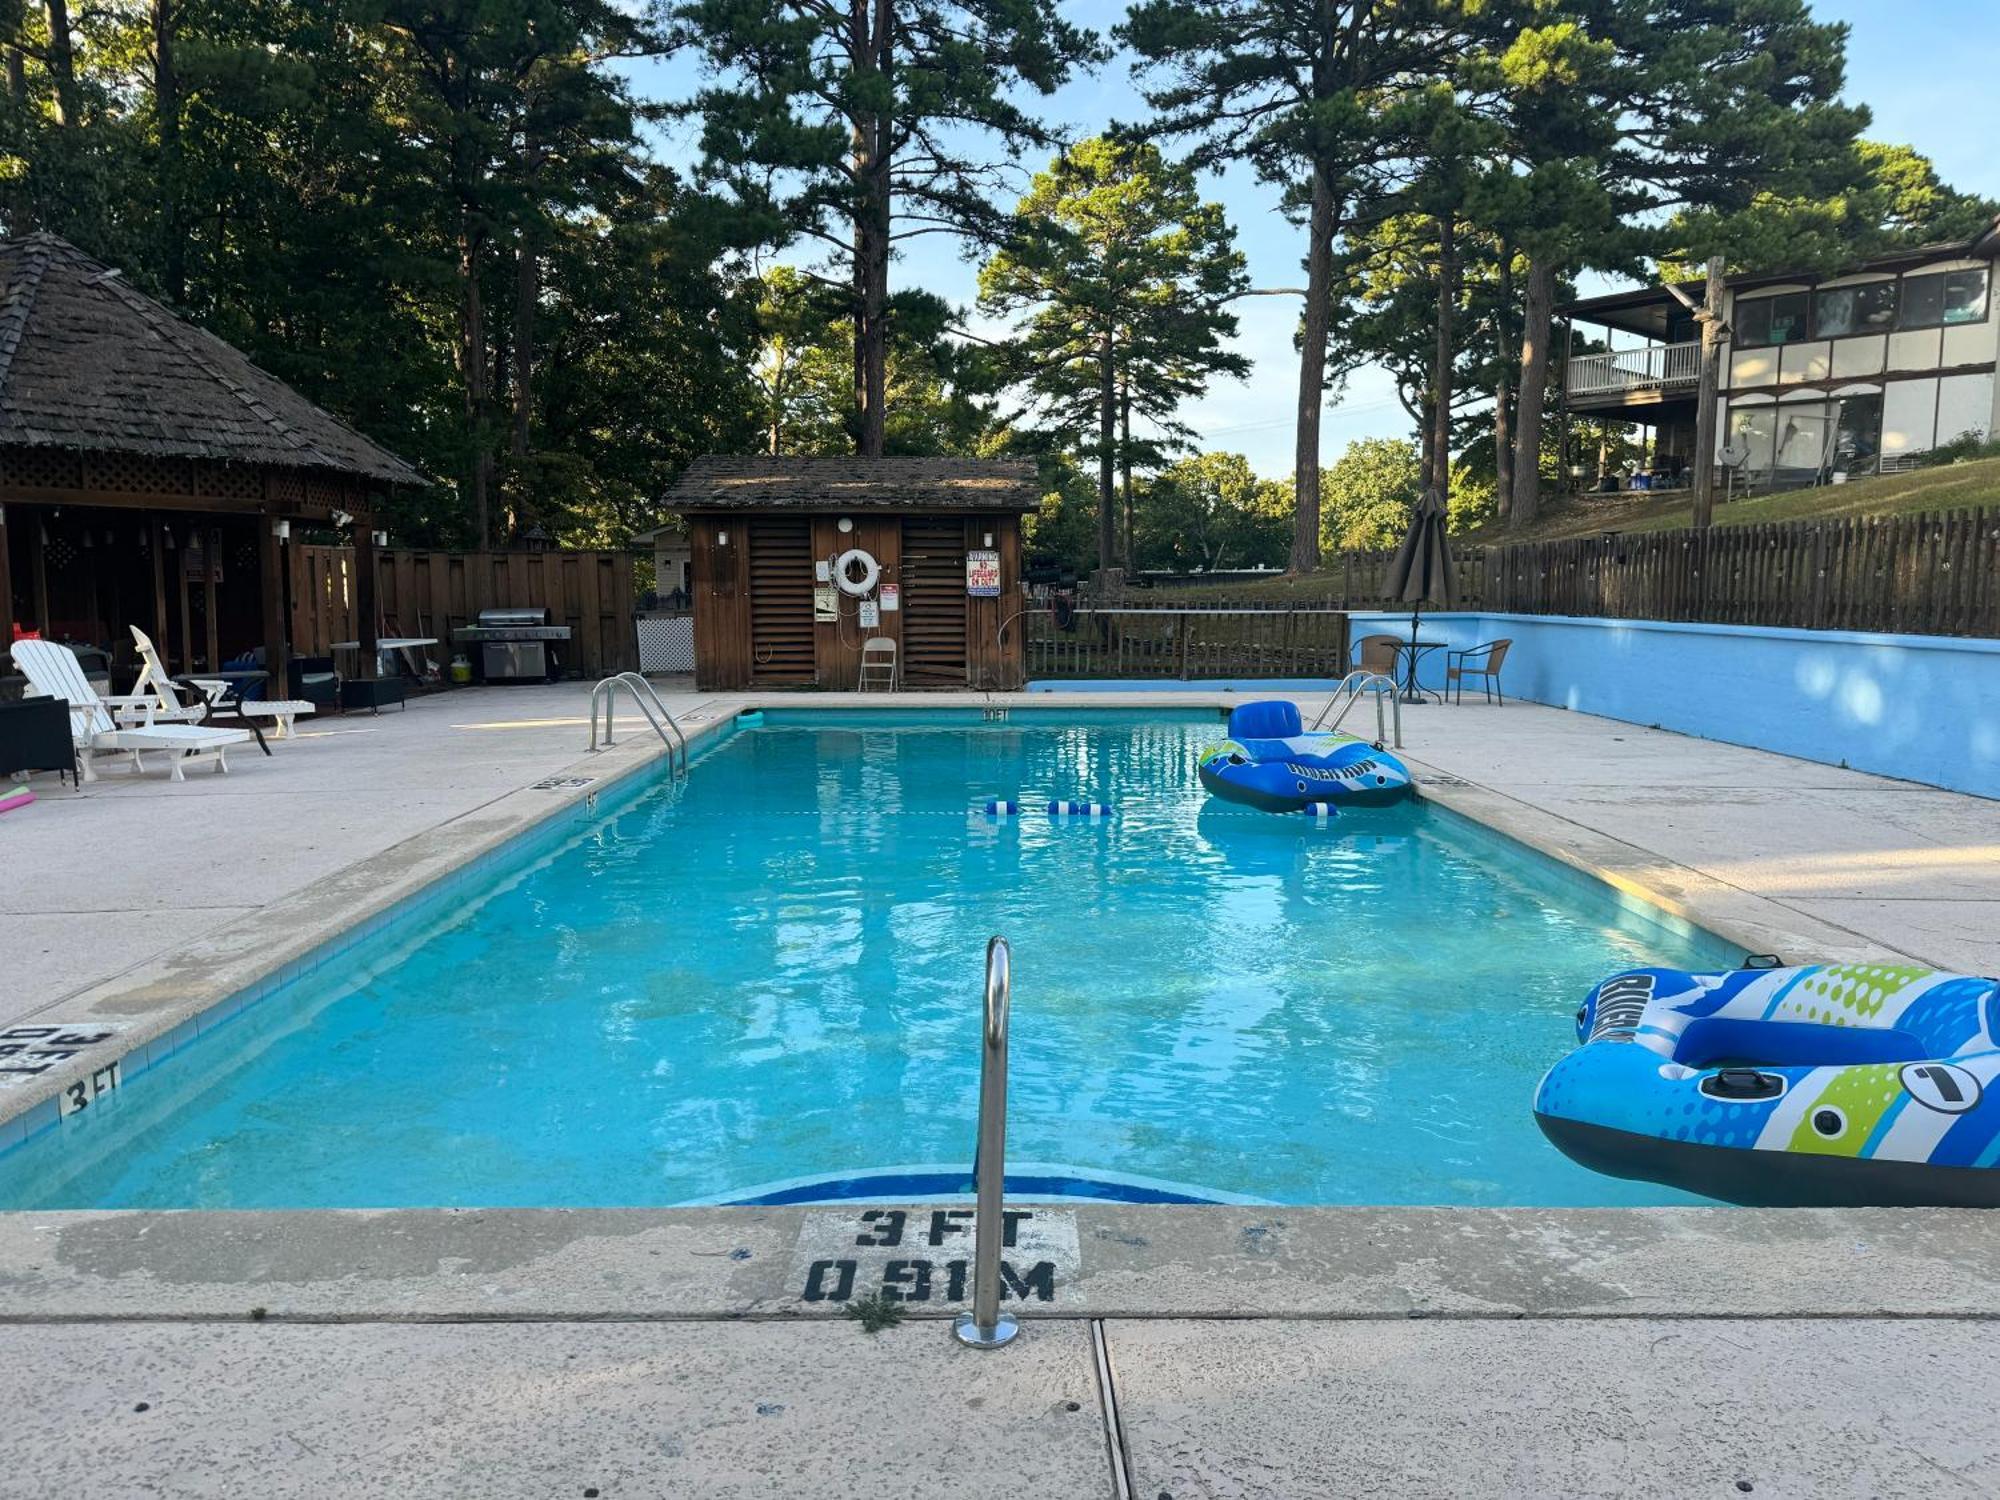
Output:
[{"xmin": 0, "ymin": 789, "xmax": 34, "ymax": 815}]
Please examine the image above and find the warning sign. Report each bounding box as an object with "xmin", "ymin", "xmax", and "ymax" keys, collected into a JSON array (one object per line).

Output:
[
  {"xmin": 789, "ymin": 1208, "xmax": 1081, "ymax": 1307},
  {"xmin": 965, "ymin": 550, "xmax": 1001, "ymax": 598}
]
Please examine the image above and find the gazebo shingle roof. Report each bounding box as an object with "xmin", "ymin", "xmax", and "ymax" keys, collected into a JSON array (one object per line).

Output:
[
  {"xmin": 670, "ymin": 455, "xmax": 1039, "ymax": 512},
  {"xmin": 0, "ymin": 232, "xmax": 425, "ymax": 487}
]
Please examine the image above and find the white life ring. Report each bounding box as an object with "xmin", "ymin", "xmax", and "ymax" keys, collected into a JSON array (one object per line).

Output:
[{"xmin": 834, "ymin": 548, "xmax": 880, "ymax": 597}]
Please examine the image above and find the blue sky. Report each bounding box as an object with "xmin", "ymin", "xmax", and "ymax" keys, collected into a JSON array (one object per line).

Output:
[{"xmin": 629, "ymin": 1, "xmax": 2000, "ymax": 477}]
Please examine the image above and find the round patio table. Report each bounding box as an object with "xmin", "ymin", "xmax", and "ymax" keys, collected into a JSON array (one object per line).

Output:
[{"xmin": 1391, "ymin": 640, "xmax": 1448, "ymax": 704}]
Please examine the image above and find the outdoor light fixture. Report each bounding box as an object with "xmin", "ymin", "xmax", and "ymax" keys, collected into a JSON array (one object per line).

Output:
[
  {"xmin": 717, "ymin": 529, "xmax": 729, "ymax": 546},
  {"xmin": 837, "ymin": 516, "xmax": 854, "ymax": 534},
  {"xmin": 163, "ymin": 527, "xmax": 176, "ymax": 550},
  {"xmin": 983, "ymin": 532, "xmax": 994, "ymax": 548},
  {"xmin": 373, "ymin": 529, "xmax": 390, "ymax": 548},
  {"xmin": 273, "ymin": 518, "xmax": 291, "ymax": 540}
]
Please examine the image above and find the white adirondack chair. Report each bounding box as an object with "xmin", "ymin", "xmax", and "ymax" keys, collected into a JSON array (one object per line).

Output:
[
  {"xmin": 129, "ymin": 626, "xmax": 317, "ymax": 740},
  {"xmin": 12, "ymin": 639, "xmax": 252, "ymax": 783}
]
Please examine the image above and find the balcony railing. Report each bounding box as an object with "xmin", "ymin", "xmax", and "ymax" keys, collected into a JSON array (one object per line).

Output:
[{"xmin": 1567, "ymin": 340, "xmax": 1700, "ymax": 399}]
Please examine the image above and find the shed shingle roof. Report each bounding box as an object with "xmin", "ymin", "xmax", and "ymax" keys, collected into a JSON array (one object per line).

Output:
[
  {"xmin": 670, "ymin": 455, "xmax": 1039, "ymax": 512},
  {"xmin": 0, "ymin": 233, "xmax": 425, "ymax": 487}
]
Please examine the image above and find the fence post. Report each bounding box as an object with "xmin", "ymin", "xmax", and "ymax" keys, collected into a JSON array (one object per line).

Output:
[{"xmin": 1176, "ymin": 612, "xmax": 1189, "ymax": 679}]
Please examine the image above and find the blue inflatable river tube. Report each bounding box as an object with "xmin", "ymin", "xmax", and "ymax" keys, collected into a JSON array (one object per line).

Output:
[
  {"xmin": 1535, "ymin": 962, "xmax": 2000, "ymax": 1206},
  {"xmin": 1197, "ymin": 700, "xmax": 1413, "ymax": 814}
]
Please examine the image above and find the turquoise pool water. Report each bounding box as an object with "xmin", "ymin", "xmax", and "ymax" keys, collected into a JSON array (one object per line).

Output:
[{"xmin": 0, "ymin": 710, "xmax": 1737, "ymax": 1209}]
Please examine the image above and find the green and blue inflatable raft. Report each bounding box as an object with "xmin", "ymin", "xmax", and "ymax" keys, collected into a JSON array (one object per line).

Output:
[
  {"xmin": 1196, "ymin": 699, "xmax": 1413, "ymax": 814},
  {"xmin": 1536, "ymin": 962, "xmax": 2000, "ymax": 1206}
]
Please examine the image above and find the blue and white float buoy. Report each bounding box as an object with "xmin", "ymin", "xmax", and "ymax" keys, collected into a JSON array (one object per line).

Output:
[
  {"xmin": 1301, "ymin": 801, "xmax": 1340, "ymax": 822},
  {"xmin": 982, "ymin": 798, "xmax": 1020, "ymax": 817},
  {"xmin": 1048, "ymin": 800, "xmax": 1113, "ymax": 819}
]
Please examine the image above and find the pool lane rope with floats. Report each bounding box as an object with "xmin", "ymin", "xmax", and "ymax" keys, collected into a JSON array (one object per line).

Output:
[
  {"xmin": 980, "ymin": 798, "xmax": 1114, "ymax": 820},
  {"xmin": 1535, "ymin": 960, "xmax": 2000, "ymax": 1207},
  {"xmin": 1196, "ymin": 700, "xmax": 1413, "ymax": 815}
]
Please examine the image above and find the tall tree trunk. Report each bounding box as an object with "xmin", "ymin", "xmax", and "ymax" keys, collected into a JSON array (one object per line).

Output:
[
  {"xmin": 5, "ymin": 44, "xmax": 23, "ymax": 106},
  {"xmin": 1119, "ymin": 378, "xmax": 1134, "ymax": 568},
  {"xmin": 43, "ymin": 0, "xmax": 77, "ymax": 129},
  {"xmin": 1097, "ymin": 329, "xmax": 1116, "ymax": 574},
  {"xmin": 1290, "ymin": 165, "xmax": 1336, "ymax": 574},
  {"xmin": 153, "ymin": 2, "xmax": 184, "ymax": 303},
  {"xmin": 1427, "ymin": 214, "xmax": 1456, "ymax": 498},
  {"xmin": 1493, "ymin": 243, "xmax": 1515, "ymax": 520},
  {"xmin": 1509, "ymin": 253, "xmax": 1557, "ymax": 527},
  {"xmin": 511, "ymin": 224, "xmax": 536, "ymax": 466},
  {"xmin": 849, "ymin": 0, "xmax": 891, "ymax": 457},
  {"xmin": 459, "ymin": 219, "xmax": 493, "ymax": 549}
]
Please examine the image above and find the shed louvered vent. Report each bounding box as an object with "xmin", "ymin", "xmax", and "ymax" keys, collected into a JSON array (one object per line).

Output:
[{"xmin": 747, "ymin": 517, "xmax": 815, "ymax": 685}]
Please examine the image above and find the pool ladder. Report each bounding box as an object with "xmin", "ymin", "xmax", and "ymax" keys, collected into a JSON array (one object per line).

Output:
[
  {"xmin": 955, "ymin": 935, "xmax": 1018, "ymax": 1349},
  {"xmin": 587, "ymin": 672, "xmax": 687, "ymax": 776},
  {"xmin": 1310, "ymin": 671, "xmax": 1403, "ymax": 748}
]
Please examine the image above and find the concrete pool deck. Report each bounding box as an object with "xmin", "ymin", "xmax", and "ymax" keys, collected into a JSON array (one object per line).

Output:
[{"xmin": 3, "ymin": 682, "xmax": 1999, "ymax": 1495}]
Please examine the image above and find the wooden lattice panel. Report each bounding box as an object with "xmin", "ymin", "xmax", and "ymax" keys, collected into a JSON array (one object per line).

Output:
[
  {"xmin": 0, "ymin": 445, "xmax": 84, "ymax": 491},
  {"xmin": 195, "ymin": 462, "xmax": 264, "ymax": 501},
  {"xmin": 304, "ymin": 472, "xmax": 352, "ymax": 510},
  {"xmin": 83, "ymin": 452, "xmax": 195, "ymax": 495},
  {"xmin": 267, "ymin": 470, "xmax": 306, "ymax": 505}
]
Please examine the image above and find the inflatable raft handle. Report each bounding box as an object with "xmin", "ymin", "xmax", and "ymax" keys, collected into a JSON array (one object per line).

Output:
[{"xmin": 1740, "ymin": 953, "xmax": 1785, "ymax": 970}]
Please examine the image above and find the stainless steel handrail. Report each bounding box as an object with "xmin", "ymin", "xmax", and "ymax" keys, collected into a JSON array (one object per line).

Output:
[
  {"xmin": 1310, "ymin": 671, "xmax": 1403, "ymax": 748},
  {"xmin": 953, "ymin": 935, "xmax": 1018, "ymax": 1350},
  {"xmin": 587, "ymin": 673, "xmax": 686, "ymax": 775}
]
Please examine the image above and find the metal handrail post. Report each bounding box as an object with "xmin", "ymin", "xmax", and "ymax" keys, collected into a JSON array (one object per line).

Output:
[
  {"xmin": 615, "ymin": 671, "xmax": 687, "ymax": 774},
  {"xmin": 954, "ymin": 935, "xmax": 1019, "ymax": 1350}
]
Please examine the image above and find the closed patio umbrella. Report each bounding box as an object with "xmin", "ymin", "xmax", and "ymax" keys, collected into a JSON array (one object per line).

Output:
[{"xmin": 1384, "ymin": 487, "xmax": 1455, "ymax": 702}]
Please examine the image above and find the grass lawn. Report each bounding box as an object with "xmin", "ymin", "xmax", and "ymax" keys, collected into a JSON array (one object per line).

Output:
[{"xmin": 1460, "ymin": 453, "xmax": 2000, "ymax": 544}]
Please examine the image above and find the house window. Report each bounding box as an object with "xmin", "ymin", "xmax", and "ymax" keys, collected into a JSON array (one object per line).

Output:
[
  {"xmin": 1734, "ymin": 291, "xmax": 1809, "ymax": 347},
  {"xmin": 1812, "ymin": 281, "xmax": 1896, "ymax": 339},
  {"xmin": 1898, "ymin": 268, "xmax": 1989, "ymax": 330},
  {"xmin": 1726, "ymin": 406, "xmax": 1777, "ymax": 482}
]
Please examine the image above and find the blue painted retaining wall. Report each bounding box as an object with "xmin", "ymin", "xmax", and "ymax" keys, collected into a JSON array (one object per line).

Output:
[{"xmin": 1349, "ymin": 610, "xmax": 2000, "ymax": 800}]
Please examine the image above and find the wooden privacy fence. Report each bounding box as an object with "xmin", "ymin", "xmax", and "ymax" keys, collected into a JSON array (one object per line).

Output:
[
  {"xmin": 1026, "ymin": 607, "xmax": 1352, "ymax": 680},
  {"xmin": 1466, "ymin": 509, "xmax": 1999, "ymax": 635},
  {"xmin": 291, "ymin": 546, "xmax": 638, "ymax": 676},
  {"xmin": 1040, "ymin": 508, "xmax": 1997, "ymax": 679}
]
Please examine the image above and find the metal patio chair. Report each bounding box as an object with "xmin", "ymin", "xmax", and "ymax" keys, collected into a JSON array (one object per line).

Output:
[{"xmin": 1446, "ymin": 639, "xmax": 1512, "ymax": 705}]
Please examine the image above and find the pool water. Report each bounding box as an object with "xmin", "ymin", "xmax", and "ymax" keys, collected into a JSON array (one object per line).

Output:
[{"xmin": 0, "ymin": 711, "xmax": 1736, "ymax": 1209}]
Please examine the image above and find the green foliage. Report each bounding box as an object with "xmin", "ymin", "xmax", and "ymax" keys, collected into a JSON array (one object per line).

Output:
[
  {"xmin": 1319, "ymin": 437, "xmax": 1421, "ymax": 553},
  {"xmin": 1916, "ymin": 432, "xmax": 2000, "ymax": 470},
  {"xmin": 1134, "ymin": 452, "xmax": 1289, "ymax": 573},
  {"xmin": 1663, "ymin": 141, "xmax": 2000, "ymax": 279},
  {"xmin": 841, "ymin": 1293, "xmax": 906, "ymax": 1335}
]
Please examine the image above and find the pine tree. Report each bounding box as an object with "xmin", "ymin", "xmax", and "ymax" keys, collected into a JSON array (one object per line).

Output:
[
  {"xmin": 674, "ymin": 0, "xmax": 1102, "ymax": 457},
  {"xmin": 977, "ymin": 137, "xmax": 1249, "ymax": 574}
]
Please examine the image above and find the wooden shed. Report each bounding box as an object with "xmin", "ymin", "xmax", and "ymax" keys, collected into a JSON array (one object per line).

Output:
[
  {"xmin": 0, "ymin": 232, "xmax": 424, "ymax": 694},
  {"xmin": 672, "ymin": 456, "xmax": 1037, "ymax": 691}
]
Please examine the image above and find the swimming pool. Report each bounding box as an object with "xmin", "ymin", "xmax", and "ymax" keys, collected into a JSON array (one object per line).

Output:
[{"xmin": 0, "ymin": 709, "xmax": 1738, "ymax": 1210}]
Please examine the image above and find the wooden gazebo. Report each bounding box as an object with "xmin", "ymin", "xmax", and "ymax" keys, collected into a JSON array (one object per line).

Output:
[{"xmin": 0, "ymin": 232, "xmax": 425, "ymax": 694}]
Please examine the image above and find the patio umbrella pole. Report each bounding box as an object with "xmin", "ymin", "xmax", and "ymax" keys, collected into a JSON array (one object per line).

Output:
[{"xmin": 1405, "ymin": 606, "xmax": 1422, "ymax": 703}]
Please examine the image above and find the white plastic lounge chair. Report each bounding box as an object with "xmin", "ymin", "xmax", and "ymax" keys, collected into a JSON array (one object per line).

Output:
[
  {"xmin": 12, "ymin": 639, "xmax": 252, "ymax": 783},
  {"xmin": 130, "ymin": 626, "xmax": 317, "ymax": 740}
]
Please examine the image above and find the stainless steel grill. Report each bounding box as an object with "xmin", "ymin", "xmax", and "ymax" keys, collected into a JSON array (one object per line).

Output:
[{"xmin": 452, "ymin": 607, "xmax": 572, "ymax": 682}]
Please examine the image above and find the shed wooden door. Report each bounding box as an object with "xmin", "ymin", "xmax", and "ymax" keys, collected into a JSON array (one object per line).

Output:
[
  {"xmin": 747, "ymin": 517, "xmax": 815, "ymax": 685},
  {"xmin": 899, "ymin": 517, "xmax": 968, "ymax": 685}
]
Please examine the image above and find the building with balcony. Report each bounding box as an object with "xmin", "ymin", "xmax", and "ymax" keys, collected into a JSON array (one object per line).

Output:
[{"xmin": 1559, "ymin": 213, "xmax": 2000, "ymax": 492}]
